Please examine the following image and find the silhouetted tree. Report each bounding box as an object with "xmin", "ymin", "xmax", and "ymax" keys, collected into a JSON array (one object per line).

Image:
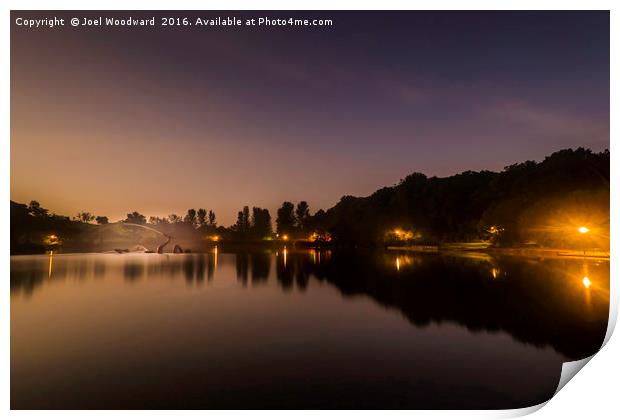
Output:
[
  {"xmin": 208, "ymin": 210, "xmax": 216, "ymax": 227},
  {"xmin": 251, "ymin": 207, "xmax": 272, "ymax": 238},
  {"xmin": 306, "ymin": 209, "xmax": 327, "ymax": 233},
  {"xmin": 276, "ymin": 201, "xmax": 295, "ymax": 235},
  {"xmin": 197, "ymin": 208, "xmax": 207, "ymax": 227},
  {"xmin": 184, "ymin": 208, "xmax": 197, "ymax": 226},
  {"xmin": 233, "ymin": 206, "xmax": 252, "ymax": 236},
  {"xmin": 149, "ymin": 216, "xmax": 168, "ymax": 225},
  {"xmin": 235, "ymin": 211, "xmax": 244, "ymax": 230},
  {"xmin": 243, "ymin": 206, "xmax": 250, "ymax": 230},
  {"xmin": 76, "ymin": 211, "xmax": 95, "ymax": 223},
  {"xmin": 168, "ymin": 214, "xmax": 182, "ymax": 224},
  {"xmin": 321, "ymin": 148, "xmax": 609, "ymax": 247},
  {"xmin": 124, "ymin": 211, "xmax": 146, "ymax": 225},
  {"xmin": 95, "ymin": 216, "xmax": 109, "ymax": 225},
  {"xmin": 295, "ymin": 201, "xmax": 310, "ymax": 232},
  {"xmin": 9, "ymin": 148, "xmax": 610, "ymax": 254},
  {"xmin": 28, "ymin": 200, "xmax": 48, "ymax": 218}
]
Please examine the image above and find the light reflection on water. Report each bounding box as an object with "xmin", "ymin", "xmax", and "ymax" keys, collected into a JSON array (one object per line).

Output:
[{"xmin": 11, "ymin": 250, "xmax": 609, "ymax": 409}]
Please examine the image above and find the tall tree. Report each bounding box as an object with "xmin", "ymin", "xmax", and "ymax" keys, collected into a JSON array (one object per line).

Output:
[
  {"xmin": 242, "ymin": 206, "xmax": 251, "ymax": 232},
  {"xmin": 208, "ymin": 210, "xmax": 216, "ymax": 227},
  {"xmin": 295, "ymin": 201, "xmax": 310, "ymax": 232},
  {"xmin": 184, "ymin": 208, "xmax": 197, "ymax": 226},
  {"xmin": 197, "ymin": 208, "xmax": 207, "ymax": 228},
  {"xmin": 235, "ymin": 206, "xmax": 251, "ymax": 233},
  {"xmin": 235, "ymin": 211, "xmax": 244, "ymax": 231},
  {"xmin": 276, "ymin": 201, "xmax": 295, "ymax": 235},
  {"xmin": 251, "ymin": 207, "xmax": 272, "ymax": 238}
]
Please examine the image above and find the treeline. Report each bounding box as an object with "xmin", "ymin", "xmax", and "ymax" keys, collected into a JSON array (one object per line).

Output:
[
  {"xmin": 11, "ymin": 201, "xmax": 97, "ymax": 254},
  {"xmin": 10, "ymin": 148, "xmax": 610, "ymax": 253},
  {"xmin": 316, "ymin": 148, "xmax": 609, "ymax": 248},
  {"xmin": 115, "ymin": 201, "xmax": 321, "ymax": 240}
]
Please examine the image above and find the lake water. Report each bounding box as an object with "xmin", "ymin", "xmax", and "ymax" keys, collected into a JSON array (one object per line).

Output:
[{"xmin": 11, "ymin": 249, "xmax": 609, "ymax": 409}]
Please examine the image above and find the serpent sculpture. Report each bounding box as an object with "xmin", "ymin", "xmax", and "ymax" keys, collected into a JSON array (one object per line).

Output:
[{"xmin": 121, "ymin": 223, "xmax": 172, "ymax": 254}]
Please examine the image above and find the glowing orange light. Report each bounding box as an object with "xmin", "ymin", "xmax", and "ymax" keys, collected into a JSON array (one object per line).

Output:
[
  {"xmin": 282, "ymin": 234, "xmax": 289, "ymax": 241},
  {"xmin": 396, "ymin": 257, "xmax": 400, "ymax": 271},
  {"xmin": 44, "ymin": 234, "xmax": 61, "ymax": 246},
  {"xmin": 578, "ymin": 226, "xmax": 590, "ymax": 234},
  {"xmin": 582, "ymin": 276, "xmax": 592, "ymax": 288},
  {"xmin": 48, "ymin": 251, "xmax": 53, "ymax": 279},
  {"xmin": 391, "ymin": 228, "xmax": 414, "ymax": 241}
]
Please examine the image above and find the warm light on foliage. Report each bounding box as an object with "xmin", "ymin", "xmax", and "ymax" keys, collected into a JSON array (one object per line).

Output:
[
  {"xmin": 513, "ymin": 189, "xmax": 609, "ymax": 250},
  {"xmin": 387, "ymin": 228, "xmax": 418, "ymax": 242},
  {"xmin": 43, "ymin": 234, "xmax": 62, "ymax": 246},
  {"xmin": 487, "ymin": 226, "xmax": 504, "ymax": 235},
  {"xmin": 308, "ymin": 232, "xmax": 332, "ymax": 242}
]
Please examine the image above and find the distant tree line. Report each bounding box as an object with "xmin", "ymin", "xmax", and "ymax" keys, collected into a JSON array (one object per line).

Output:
[
  {"xmin": 10, "ymin": 148, "xmax": 610, "ymax": 253},
  {"xmin": 315, "ymin": 148, "xmax": 609, "ymax": 248}
]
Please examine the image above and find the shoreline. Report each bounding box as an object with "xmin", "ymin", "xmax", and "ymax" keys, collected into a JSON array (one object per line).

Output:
[
  {"xmin": 10, "ymin": 243, "xmax": 611, "ymax": 260},
  {"xmin": 387, "ymin": 245, "xmax": 610, "ymax": 260}
]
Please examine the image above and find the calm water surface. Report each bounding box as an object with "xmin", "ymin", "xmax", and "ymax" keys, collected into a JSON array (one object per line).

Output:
[{"xmin": 11, "ymin": 249, "xmax": 609, "ymax": 409}]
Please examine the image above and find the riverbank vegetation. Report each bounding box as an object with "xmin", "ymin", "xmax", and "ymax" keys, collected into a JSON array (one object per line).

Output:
[{"xmin": 10, "ymin": 148, "xmax": 609, "ymax": 254}]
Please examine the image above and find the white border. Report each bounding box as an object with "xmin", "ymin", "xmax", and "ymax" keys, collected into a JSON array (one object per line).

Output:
[{"xmin": 2, "ymin": 1, "xmax": 616, "ymax": 419}]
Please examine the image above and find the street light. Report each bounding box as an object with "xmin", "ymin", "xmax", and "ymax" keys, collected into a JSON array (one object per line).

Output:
[
  {"xmin": 582, "ymin": 276, "xmax": 592, "ymax": 288},
  {"xmin": 578, "ymin": 226, "xmax": 590, "ymax": 256}
]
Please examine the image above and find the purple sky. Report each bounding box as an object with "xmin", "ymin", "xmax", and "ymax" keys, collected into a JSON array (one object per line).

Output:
[{"xmin": 11, "ymin": 11, "xmax": 609, "ymax": 225}]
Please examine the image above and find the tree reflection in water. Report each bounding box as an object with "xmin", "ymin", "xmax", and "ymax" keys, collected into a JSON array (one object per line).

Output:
[
  {"xmin": 10, "ymin": 250, "xmax": 610, "ymax": 409},
  {"xmin": 11, "ymin": 250, "xmax": 608, "ymax": 361}
]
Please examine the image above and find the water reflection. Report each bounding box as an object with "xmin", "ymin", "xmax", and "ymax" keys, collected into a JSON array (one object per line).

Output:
[
  {"xmin": 10, "ymin": 250, "xmax": 609, "ymax": 409},
  {"xmin": 11, "ymin": 250, "xmax": 609, "ymax": 359},
  {"xmin": 251, "ymin": 253, "xmax": 270, "ymax": 284},
  {"xmin": 48, "ymin": 251, "xmax": 53, "ymax": 278}
]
